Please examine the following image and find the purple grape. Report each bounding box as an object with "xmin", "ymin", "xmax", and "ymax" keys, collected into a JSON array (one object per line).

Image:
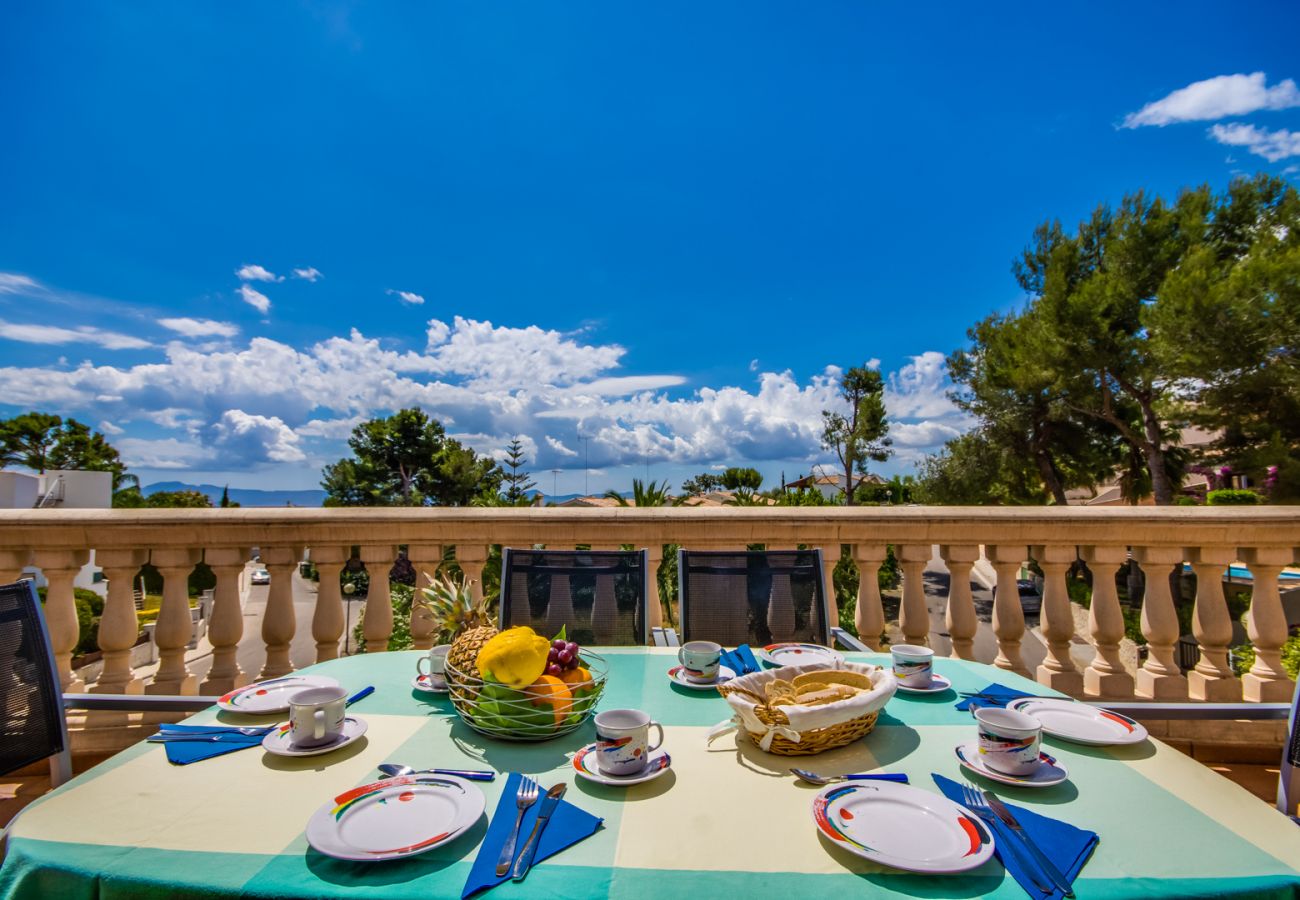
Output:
[
  {"xmin": 553, "ymin": 639, "xmax": 567, "ymax": 650},
  {"xmin": 556, "ymin": 649, "xmax": 573, "ymax": 666},
  {"xmin": 565, "ymin": 641, "xmax": 579, "ymax": 656},
  {"xmin": 546, "ymin": 663, "xmax": 563, "ymax": 677}
]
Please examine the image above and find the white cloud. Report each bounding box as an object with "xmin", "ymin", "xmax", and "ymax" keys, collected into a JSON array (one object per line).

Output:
[
  {"xmin": 238, "ymin": 285, "xmax": 271, "ymax": 314},
  {"xmin": 426, "ymin": 319, "xmax": 451, "ymax": 346},
  {"xmin": 1208, "ymin": 123, "xmax": 1300, "ymax": 162},
  {"xmin": 0, "ymin": 273, "xmax": 42, "ymax": 294},
  {"xmin": 236, "ymin": 264, "xmax": 283, "ymax": 282},
  {"xmin": 0, "ymin": 320, "xmax": 152, "ymax": 350},
  {"xmin": 97, "ymin": 420, "xmax": 124, "ymax": 435},
  {"xmin": 159, "ymin": 317, "xmax": 240, "ymax": 338},
  {"xmin": 1123, "ymin": 72, "xmax": 1300, "ymax": 127},
  {"xmin": 292, "ymin": 267, "xmax": 323, "ymax": 282},
  {"xmin": 546, "ymin": 436, "xmax": 579, "ymax": 457},
  {"xmin": 206, "ymin": 409, "xmax": 306, "ymax": 463},
  {"xmin": 388, "ymin": 289, "xmax": 425, "ymax": 306},
  {"xmin": 115, "ymin": 436, "xmax": 208, "ymax": 470}
]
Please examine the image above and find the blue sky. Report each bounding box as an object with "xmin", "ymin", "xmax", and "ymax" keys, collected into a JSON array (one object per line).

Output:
[{"xmin": 2, "ymin": 2, "xmax": 1299, "ymax": 494}]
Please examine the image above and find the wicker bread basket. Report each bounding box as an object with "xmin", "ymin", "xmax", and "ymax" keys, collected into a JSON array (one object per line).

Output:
[{"xmin": 716, "ymin": 661, "xmax": 896, "ymax": 756}]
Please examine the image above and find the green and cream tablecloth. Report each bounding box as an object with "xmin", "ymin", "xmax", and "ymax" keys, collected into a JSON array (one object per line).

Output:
[{"xmin": 3, "ymin": 649, "xmax": 1299, "ymax": 899}]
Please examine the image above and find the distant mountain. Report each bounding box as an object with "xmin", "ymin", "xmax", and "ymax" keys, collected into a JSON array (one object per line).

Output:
[{"xmin": 144, "ymin": 482, "xmax": 327, "ymax": 508}]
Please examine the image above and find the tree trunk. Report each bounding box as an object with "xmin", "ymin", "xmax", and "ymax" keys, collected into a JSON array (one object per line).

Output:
[
  {"xmin": 1034, "ymin": 451, "xmax": 1068, "ymax": 505},
  {"xmin": 843, "ymin": 458, "xmax": 855, "ymax": 506},
  {"xmin": 1138, "ymin": 402, "xmax": 1174, "ymax": 505}
]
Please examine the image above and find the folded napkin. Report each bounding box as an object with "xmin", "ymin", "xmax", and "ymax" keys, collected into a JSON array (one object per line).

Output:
[
  {"xmin": 954, "ymin": 683, "xmax": 1035, "ymax": 711},
  {"xmin": 933, "ymin": 773, "xmax": 1097, "ymax": 900},
  {"xmin": 154, "ymin": 724, "xmax": 269, "ymax": 766},
  {"xmin": 720, "ymin": 644, "xmax": 760, "ymax": 675},
  {"xmin": 462, "ymin": 772, "xmax": 603, "ymax": 898}
]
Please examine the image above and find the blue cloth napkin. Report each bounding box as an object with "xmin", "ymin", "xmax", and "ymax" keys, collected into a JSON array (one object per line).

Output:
[
  {"xmin": 462, "ymin": 772, "xmax": 603, "ymax": 898},
  {"xmin": 933, "ymin": 773, "xmax": 1097, "ymax": 900},
  {"xmin": 720, "ymin": 644, "xmax": 760, "ymax": 675},
  {"xmin": 954, "ymin": 682, "xmax": 1035, "ymax": 711},
  {"xmin": 155, "ymin": 724, "xmax": 269, "ymax": 766}
]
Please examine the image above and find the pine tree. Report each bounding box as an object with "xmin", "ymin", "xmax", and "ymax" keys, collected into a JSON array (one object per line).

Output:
[
  {"xmin": 502, "ymin": 438, "xmax": 537, "ymax": 504},
  {"xmin": 219, "ymin": 485, "xmax": 240, "ymax": 508}
]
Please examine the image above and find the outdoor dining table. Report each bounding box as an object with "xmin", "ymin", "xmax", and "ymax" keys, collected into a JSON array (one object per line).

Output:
[{"xmin": 3, "ymin": 648, "xmax": 1299, "ymax": 899}]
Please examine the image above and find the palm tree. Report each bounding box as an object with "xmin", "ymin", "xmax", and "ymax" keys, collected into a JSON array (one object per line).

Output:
[{"xmin": 603, "ymin": 478, "xmax": 676, "ymax": 507}]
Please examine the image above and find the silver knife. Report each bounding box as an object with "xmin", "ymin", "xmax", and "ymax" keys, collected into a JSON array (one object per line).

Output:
[
  {"xmin": 983, "ymin": 791, "xmax": 1075, "ymax": 898},
  {"xmin": 511, "ymin": 782, "xmax": 566, "ymax": 882}
]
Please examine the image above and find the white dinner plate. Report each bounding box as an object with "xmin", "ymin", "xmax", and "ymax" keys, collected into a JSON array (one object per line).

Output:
[
  {"xmin": 812, "ymin": 781, "xmax": 996, "ymax": 873},
  {"xmin": 306, "ymin": 774, "xmax": 485, "ymax": 861},
  {"xmin": 1008, "ymin": 697, "xmax": 1149, "ymax": 746},
  {"xmin": 668, "ymin": 665, "xmax": 736, "ymax": 690},
  {"xmin": 572, "ymin": 743, "xmax": 672, "ymax": 786},
  {"xmin": 954, "ymin": 742, "xmax": 1070, "ymax": 788},
  {"xmin": 217, "ymin": 675, "xmax": 341, "ymax": 715},
  {"xmin": 411, "ymin": 674, "xmax": 449, "ymax": 694},
  {"xmin": 758, "ymin": 643, "xmax": 845, "ymax": 669},
  {"xmin": 262, "ymin": 716, "xmax": 369, "ymax": 757},
  {"xmin": 895, "ymin": 674, "xmax": 953, "ymax": 695}
]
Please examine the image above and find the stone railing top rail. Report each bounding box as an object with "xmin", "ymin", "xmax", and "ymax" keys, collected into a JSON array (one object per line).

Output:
[{"xmin": 3, "ymin": 505, "xmax": 1298, "ymax": 553}]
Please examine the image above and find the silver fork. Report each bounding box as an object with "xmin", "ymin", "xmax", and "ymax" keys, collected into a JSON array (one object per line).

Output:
[
  {"xmin": 959, "ymin": 782, "xmax": 1052, "ymax": 895},
  {"xmin": 495, "ymin": 777, "xmax": 540, "ymax": 876}
]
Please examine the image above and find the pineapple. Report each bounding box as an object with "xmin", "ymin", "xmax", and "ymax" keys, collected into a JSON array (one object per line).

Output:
[{"xmin": 416, "ymin": 571, "xmax": 498, "ymax": 678}]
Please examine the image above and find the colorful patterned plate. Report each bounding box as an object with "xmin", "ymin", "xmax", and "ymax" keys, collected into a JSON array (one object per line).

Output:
[
  {"xmin": 954, "ymin": 742, "xmax": 1069, "ymax": 788},
  {"xmin": 572, "ymin": 743, "xmax": 672, "ymax": 786},
  {"xmin": 895, "ymin": 674, "xmax": 953, "ymax": 695},
  {"xmin": 411, "ymin": 673, "xmax": 449, "ymax": 694},
  {"xmin": 306, "ymin": 774, "xmax": 485, "ymax": 861},
  {"xmin": 812, "ymin": 780, "xmax": 996, "ymax": 873},
  {"xmin": 757, "ymin": 643, "xmax": 845, "ymax": 669},
  {"xmin": 1008, "ymin": 697, "xmax": 1149, "ymax": 746},
  {"xmin": 668, "ymin": 665, "xmax": 736, "ymax": 691},
  {"xmin": 217, "ymin": 675, "xmax": 341, "ymax": 714},
  {"xmin": 262, "ymin": 716, "xmax": 369, "ymax": 757}
]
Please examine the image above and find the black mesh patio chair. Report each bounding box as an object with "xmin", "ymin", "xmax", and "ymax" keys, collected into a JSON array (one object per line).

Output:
[
  {"xmin": 0, "ymin": 579, "xmax": 216, "ymax": 802},
  {"xmin": 500, "ymin": 549, "xmax": 649, "ymax": 646},
  {"xmin": 671, "ymin": 549, "xmax": 867, "ymax": 651}
]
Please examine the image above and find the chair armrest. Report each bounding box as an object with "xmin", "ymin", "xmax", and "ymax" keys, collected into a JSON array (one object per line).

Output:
[
  {"xmin": 652, "ymin": 627, "xmax": 680, "ymax": 648},
  {"xmin": 1085, "ymin": 701, "xmax": 1291, "ymax": 721},
  {"xmin": 62, "ymin": 693, "xmax": 220, "ymax": 713},
  {"xmin": 830, "ymin": 626, "xmax": 870, "ymax": 653}
]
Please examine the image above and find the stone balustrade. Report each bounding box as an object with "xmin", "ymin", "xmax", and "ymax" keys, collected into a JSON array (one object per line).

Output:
[{"xmin": 4, "ymin": 506, "xmax": 1297, "ymax": 747}]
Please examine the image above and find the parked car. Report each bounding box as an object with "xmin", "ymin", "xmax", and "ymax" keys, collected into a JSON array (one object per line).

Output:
[
  {"xmin": 250, "ymin": 568, "xmax": 271, "ymax": 585},
  {"xmin": 992, "ymin": 578, "xmax": 1042, "ymax": 615}
]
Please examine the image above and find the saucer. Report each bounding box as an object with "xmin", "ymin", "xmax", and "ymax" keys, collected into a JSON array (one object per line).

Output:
[
  {"xmin": 758, "ymin": 642, "xmax": 845, "ymax": 669},
  {"xmin": 262, "ymin": 716, "xmax": 369, "ymax": 757},
  {"xmin": 668, "ymin": 665, "xmax": 736, "ymax": 691},
  {"xmin": 412, "ymin": 674, "xmax": 449, "ymax": 694},
  {"xmin": 572, "ymin": 743, "xmax": 671, "ymax": 786},
  {"xmin": 895, "ymin": 673, "xmax": 953, "ymax": 694},
  {"xmin": 954, "ymin": 741, "xmax": 1069, "ymax": 787}
]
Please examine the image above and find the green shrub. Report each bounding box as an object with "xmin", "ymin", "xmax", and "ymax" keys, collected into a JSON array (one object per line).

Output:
[
  {"xmin": 1232, "ymin": 632, "xmax": 1300, "ymax": 680},
  {"xmin": 1175, "ymin": 495, "xmax": 1202, "ymax": 506},
  {"xmin": 1207, "ymin": 489, "xmax": 1261, "ymax": 505}
]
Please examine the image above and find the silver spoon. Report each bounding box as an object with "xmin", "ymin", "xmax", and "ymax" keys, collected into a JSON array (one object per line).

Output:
[
  {"xmin": 378, "ymin": 763, "xmax": 496, "ymax": 782},
  {"xmin": 790, "ymin": 768, "xmax": 909, "ymax": 786}
]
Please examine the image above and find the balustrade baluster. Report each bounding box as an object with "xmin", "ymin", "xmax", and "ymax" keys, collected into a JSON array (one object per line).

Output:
[
  {"xmin": 148, "ymin": 548, "xmax": 201, "ymax": 695},
  {"xmin": 897, "ymin": 544, "xmax": 931, "ymax": 646},
  {"xmin": 456, "ymin": 545, "xmax": 489, "ymax": 605},
  {"xmin": 0, "ymin": 548, "xmax": 31, "ymax": 583},
  {"xmin": 310, "ymin": 547, "xmax": 348, "ymax": 663},
  {"xmin": 259, "ymin": 547, "xmax": 301, "ymax": 679},
  {"xmin": 851, "ymin": 545, "xmax": 887, "ymax": 651},
  {"xmin": 1133, "ymin": 546, "xmax": 1188, "ymax": 700},
  {"xmin": 646, "ymin": 544, "xmax": 664, "ymax": 632},
  {"xmin": 33, "ymin": 549, "xmax": 91, "ymax": 691},
  {"xmin": 818, "ymin": 546, "xmax": 841, "ymax": 632},
  {"xmin": 408, "ymin": 544, "xmax": 442, "ymax": 649},
  {"xmin": 940, "ymin": 545, "xmax": 979, "ymax": 660},
  {"xmin": 1185, "ymin": 547, "xmax": 1241, "ymax": 701},
  {"xmin": 1079, "ymin": 546, "xmax": 1133, "ymax": 698},
  {"xmin": 92, "ymin": 550, "xmax": 149, "ymax": 717},
  {"xmin": 359, "ymin": 545, "xmax": 394, "ymax": 653},
  {"xmin": 986, "ymin": 545, "xmax": 1028, "ymax": 675},
  {"xmin": 1240, "ymin": 547, "xmax": 1297, "ymax": 702},
  {"xmin": 199, "ymin": 548, "xmax": 248, "ymax": 695},
  {"xmin": 1030, "ymin": 545, "xmax": 1082, "ymax": 694}
]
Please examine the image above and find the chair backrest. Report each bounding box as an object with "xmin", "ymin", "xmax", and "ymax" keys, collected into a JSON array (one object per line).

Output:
[
  {"xmin": 1282, "ymin": 676, "xmax": 1300, "ymax": 818},
  {"xmin": 677, "ymin": 549, "xmax": 828, "ymax": 647},
  {"xmin": 499, "ymin": 549, "xmax": 649, "ymax": 646},
  {"xmin": 0, "ymin": 579, "xmax": 68, "ymax": 777}
]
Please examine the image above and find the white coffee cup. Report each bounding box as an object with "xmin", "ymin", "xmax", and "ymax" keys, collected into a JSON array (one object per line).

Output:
[
  {"xmin": 287, "ymin": 685, "xmax": 348, "ymax": 748},
  {"xmin": 417, "ymin": 645, "xmax": 451, "ymax": 686},
  {"xmin": 677, "ymin": 640, "xmax": 722, "ymax": 683},
  {"xmin": 593, "ymin": 708, "xmax": 665, "ymax": 776},
  {"xmin": 891, "ymin": 644, "xmax": 934, "ymax": 687},
  {"xmin": 975, "ymin": 706, "xmax": 1043, "ymax": 775}
]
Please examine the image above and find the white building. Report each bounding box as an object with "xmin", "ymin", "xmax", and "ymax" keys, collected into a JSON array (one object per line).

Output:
[{"xmin": 0, "ymin": 469, "xmax": 113, "ymax": 595}]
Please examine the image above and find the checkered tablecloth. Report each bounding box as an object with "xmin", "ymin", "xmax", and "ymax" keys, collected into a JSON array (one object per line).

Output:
[{"xmin": 3, "ymin": 648, "xmax": 1299, "ymax": 899}]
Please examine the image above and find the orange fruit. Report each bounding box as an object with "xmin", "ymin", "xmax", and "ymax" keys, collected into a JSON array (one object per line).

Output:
[
  {"xmin": 560, "ymin": 666, "xmax": 593, "ymax": 692},
  {"xmin": 526, "ymin": 675, "xmax": 574, "ymax": 728}
]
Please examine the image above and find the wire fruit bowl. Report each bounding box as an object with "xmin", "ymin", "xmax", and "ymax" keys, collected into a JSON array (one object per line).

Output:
[{"xmin": 444, "ymin": 651, "xmax": 608, "ymax": 742}]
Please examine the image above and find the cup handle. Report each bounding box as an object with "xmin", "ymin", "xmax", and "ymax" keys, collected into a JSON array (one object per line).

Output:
[
  {"xmin": 677, "ymin": 647, "xmax": 688, "ymax": 667},
  {"xmin": 313, "ymin": 709, "xmax": 325, "ymax": 741},
  {"xmin": 647, "ymin": 721, "xmax": 665, "ymax": 753},
  {"xmin": 417, "ymin": 656, "xmax": 430, "ymax": 677}
]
